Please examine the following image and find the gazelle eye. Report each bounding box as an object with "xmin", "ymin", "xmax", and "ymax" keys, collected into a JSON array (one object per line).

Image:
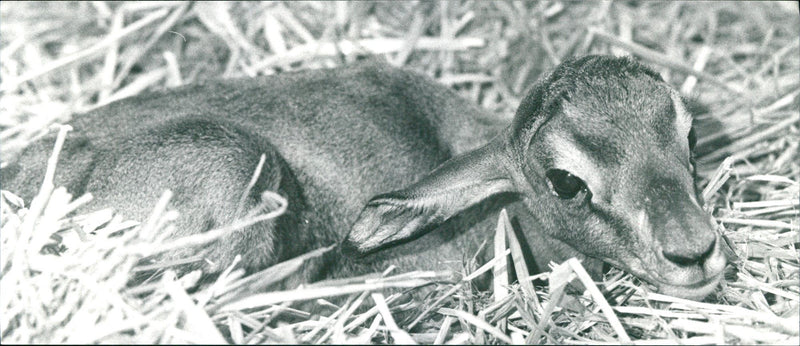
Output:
[{"xmin": 546, "ymin": 169, "xmax": 586, "ymax": 199}]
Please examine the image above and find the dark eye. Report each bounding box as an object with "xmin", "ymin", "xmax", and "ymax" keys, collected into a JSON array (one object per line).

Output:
[{"xmin": 546, "ymin": 169, "xmax": 586, "ymax": 199}]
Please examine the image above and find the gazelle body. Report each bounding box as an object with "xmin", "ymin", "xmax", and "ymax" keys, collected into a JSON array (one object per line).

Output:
[{"xmin": 2, "ymin": 56, "xmax": 726, "ymax": 299}]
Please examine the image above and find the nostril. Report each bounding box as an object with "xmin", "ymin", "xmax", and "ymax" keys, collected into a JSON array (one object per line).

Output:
[
  {"xmin": 663, "ymin": 251, "xmax": 698, "ymax": 267},
  {"xmin": 663, "ymin": 238, "xmax": 717, "ymax": 267},
  {"xmin": 701, "ymin": 237, "xmax": 717, "ymax": 259}
]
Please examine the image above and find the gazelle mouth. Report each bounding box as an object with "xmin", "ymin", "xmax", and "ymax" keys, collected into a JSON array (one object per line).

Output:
[
  {"xmin": 657, "ymin": 275, "xmax": 722, "ymax": 299},
  {"xmin": 640, "ymin": 271, "xmax": 723, "ymax": 300},
  {"xmin": 602, "ymin": 260, "xmax": 723, "ymax": 300}
]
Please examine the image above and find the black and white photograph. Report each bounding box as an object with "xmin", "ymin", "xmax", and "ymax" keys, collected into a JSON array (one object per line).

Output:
[{"xmin": 0, "ymin": 1, "xmax": 798, "ymax": 344}]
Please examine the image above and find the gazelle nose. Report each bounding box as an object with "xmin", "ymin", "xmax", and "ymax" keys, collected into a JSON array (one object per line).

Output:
[{"xmin": 663, "ymin": 237, "xmax": 716, "ymax": 267}]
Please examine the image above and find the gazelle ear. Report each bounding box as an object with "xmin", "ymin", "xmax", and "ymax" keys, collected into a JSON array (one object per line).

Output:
[{"xmin": 342, "ymin": 139, "xmax": 516, "ymax": 256}]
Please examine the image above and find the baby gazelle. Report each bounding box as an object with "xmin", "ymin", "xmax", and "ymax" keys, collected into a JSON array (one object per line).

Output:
[
  {"xmin": 3, "ymin": 55, "xmax": 725, "ymax": 300},
  {"xmin": 345, "ymin": 56, "xmax": 726, "ymax": 300}
]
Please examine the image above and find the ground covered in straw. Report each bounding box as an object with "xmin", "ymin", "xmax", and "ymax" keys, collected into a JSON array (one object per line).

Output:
[{"xmin": 1, "ymin": 1, "xmax": 798, "ymax": 344}]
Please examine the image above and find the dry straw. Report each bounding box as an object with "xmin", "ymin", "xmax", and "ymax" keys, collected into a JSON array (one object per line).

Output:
[{"xmin": 1, "ymin": 1, "xmax": 797, "ymax": 344}]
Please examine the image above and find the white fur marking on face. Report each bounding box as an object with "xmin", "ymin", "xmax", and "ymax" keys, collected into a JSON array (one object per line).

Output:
[
  {"xmin": 548, "ymin": 132, "xmax": 604, "ymax": 200},
  {"xmin": 671, "ymin": 92, "xmax": 693, "ymax": 138}
]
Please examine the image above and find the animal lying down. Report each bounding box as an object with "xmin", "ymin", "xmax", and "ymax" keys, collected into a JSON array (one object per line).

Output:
[{"xmin": 3, "ymin": 55, "xmax": 727, "ymax": 300}]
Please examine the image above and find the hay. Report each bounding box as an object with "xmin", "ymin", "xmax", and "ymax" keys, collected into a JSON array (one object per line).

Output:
[{"xmin": 1, "ymin": 1, "xmax": 798, "ymax": 344}]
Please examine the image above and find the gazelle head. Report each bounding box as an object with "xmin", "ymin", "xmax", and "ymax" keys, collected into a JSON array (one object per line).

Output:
[{"xmin": 344, "ymin": 55, "xmax": 726, "ymax": 300}]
